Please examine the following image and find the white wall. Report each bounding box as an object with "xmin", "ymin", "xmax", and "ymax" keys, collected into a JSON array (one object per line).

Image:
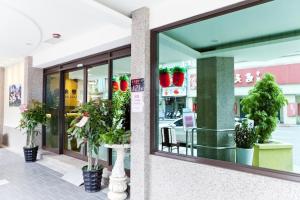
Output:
[
  {"xmin": 149, "ymin": 156, "xmax": 300, "ymax": 200},
  {"xmin": 2, "ymin": 61, "xmax": 27, "ymax": 153}
]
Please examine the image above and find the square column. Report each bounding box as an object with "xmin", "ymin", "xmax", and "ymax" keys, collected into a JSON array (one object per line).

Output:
[
  {"xmin": 196, "ymin": 57, "xmax": 235, "ymax": 162},
  {"xmin": 0, "ymin": 67, "xmax": 4, "ymax": 144},
  {"xmin": 130, "ymin": 7, "xmax": 150, "ymax": 200}
]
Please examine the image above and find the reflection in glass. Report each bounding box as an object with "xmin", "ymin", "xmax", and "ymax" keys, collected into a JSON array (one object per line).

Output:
[
  {"xmin": 64, "ymin": 70, "xmax": 84, "ymax": 154},
  {"xmin": 88, "ymin": 64, "xmax": 109, "ymax": 161},
  {"xmin": 45, "ymin": 73, "xmax": 60, "ymax": 151},
  {"xmin": 112, "ymin": 57, "xmax": 131, "ymax": 169}
]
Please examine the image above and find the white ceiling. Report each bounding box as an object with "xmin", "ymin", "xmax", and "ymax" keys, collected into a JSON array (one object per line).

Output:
[
  {"xmin": 93, "ymin": 0, "xmax": 168, "ymax": 16},
  {"xmin": 160, "ymin": 0, "xmax": 300, "ymax": 65},
  {"xmin": 0, "ymin": 0, "xmax": 131, "ymax": 67}
]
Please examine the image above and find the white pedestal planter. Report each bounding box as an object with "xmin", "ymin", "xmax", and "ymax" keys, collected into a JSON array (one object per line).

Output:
[{"xmin": 105, "ymin": 144, "xmax": 130, "ymax": 200}]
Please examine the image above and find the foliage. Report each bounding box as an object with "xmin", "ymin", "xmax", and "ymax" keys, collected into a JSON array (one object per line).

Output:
[
  {"xmin": 18, "ymin": 101, "xmax": 47, "ymax": 148},
  {"xmin": 100, "ymin": 90, "xmax": 131, "ymax": 145},
  {"xmin": 241, "ymin": 74, "xmax": 287, "ymax": 143},
  {"xmin": 159, "ymin": 67, "xmax": 170, "ymax": 74},
  {"xmin": 119, "ymin": 75, "xmax": 129, "ymax": 81},
  {"xmin": 235, "ymin": 120, "xmax": 257, "ymax": 148},
  {"xmin": 67, "ymin": 99, "xmax": 111, "ymax": 171},
  {"xmin": 172, "ymin": 66, "xmax": 186, "ymax": 73}
]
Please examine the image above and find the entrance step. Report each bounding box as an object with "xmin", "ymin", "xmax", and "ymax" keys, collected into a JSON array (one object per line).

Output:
[{"xmin": 37, "ymin": 151, "xmax": 86, "ymax": 186}]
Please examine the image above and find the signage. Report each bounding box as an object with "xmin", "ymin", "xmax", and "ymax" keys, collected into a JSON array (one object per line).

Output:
[
  {"xmin": 162, "ymin": 87, "xmax": 186, "ymax": 97},
  {"xmin": 131, "ymin": 78, "xmax": 144, "ymax": 92},
  {"xmin": 182, "ymin": 109, "xmax": 196, "ymax": 130},
  {"xmin": 235, "ymin": 63, "xmax": 300, "ymax": 87},
  {"xmin": 131, "ymin": 78, "xmax": 144, "ymax": 113}
]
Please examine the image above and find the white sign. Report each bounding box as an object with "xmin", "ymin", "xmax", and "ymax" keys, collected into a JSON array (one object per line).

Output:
[
  {"xmin": 182, "ymin": 111, "xmax": 196, "ymax": 130},
  {"xmin": 76, "ymin": 116, "xmax": 89, "ymax": 127},
  {"xmin": 131, "ymin": 92, "xmax": 144, "ymax": 112}
]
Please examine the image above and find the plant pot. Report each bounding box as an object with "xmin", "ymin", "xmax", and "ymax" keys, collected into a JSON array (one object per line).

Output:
[
  {"xmin": 236, "ymin": 147, "xmax": 253, "ymax": 165},
  {"xmin": 252, "ymin": 141, "xmax": 293, "ymax": 171},
  {"xmin": 159, "ymin": 73, "xmax": 171, "ymax": 88},
  {"xmin": 105, "ymin": 144, "xmax": 130, "ymax": 200},
  {"xmin": 173, "ymin": 72, "xmax": 185, "ymax": 87},
  {"xmin": 82, "ymin": 166, "xmax": 103, "ymax": 193},
  {"xmin": 120, "ymin": 80, "xmax": 128, "ymax": 91},
  {"xmin": 23, "ymin": 146, "xmax": 39, "ymax": 162},
  {"xmin": 112, "ymin": 81, "xmax": 119, "ymax": 92}
]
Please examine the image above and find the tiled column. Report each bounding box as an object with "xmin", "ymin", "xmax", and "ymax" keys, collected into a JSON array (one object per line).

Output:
[
  {"xmin": 196, "ymin": 57, "xmax": 235, "ymax": 162},
  {"xmin": 0, "ymin": 67, "xmax": 4, "ymax": 144},
  {"xmin": 130, "ymin": 7, "xmax": 150, "ymax": 200},
  {"xmin": 24, "ymin": 56, "xmax": 44, "ymax": 147}
]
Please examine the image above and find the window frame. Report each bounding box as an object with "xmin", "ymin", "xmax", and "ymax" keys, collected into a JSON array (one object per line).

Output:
[{"xmin": 149, "ymin": 0, "xmax": 300, "ymax": 182}]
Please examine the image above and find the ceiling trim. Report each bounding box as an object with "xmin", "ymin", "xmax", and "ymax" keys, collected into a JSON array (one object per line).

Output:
[{"xmin": 200, "ymin": 29, "xmax": 300, "ymax": 58}]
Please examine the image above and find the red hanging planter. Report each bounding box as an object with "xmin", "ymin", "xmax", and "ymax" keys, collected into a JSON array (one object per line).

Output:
[
  {"xmin": 112, "ymin": 77, "xmax": 119, "ymax": 92},
  {"xmin": 172, "ymin": 66, "xmax": 185, "ymax": 87},
  {"xmin": 119, "ymin": 75, "xmax": 129, "ymax": 91},
  {"xmin": 159, "ymin": 68, "xmax": 171, "ymax": 88}
]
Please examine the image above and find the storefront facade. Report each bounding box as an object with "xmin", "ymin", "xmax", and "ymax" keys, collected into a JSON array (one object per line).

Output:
[
  {"xmin": 1, "ymin": 1, "xmax": 300, "ymax": 200},
  {"xmin": 43, "ymin": 45, "xmax": 131, "ymax": 168}
]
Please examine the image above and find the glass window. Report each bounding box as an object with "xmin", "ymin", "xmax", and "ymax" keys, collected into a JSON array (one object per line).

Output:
[
  {"xmin": 45, "ymin": 73, "xmax": 60, "ymax": 152},
  {"xmin": 87, "ymin": 64, "xmax": 109, "ymax": 101},
  {"xmin": 112, "ymin": 56, "xmax": 131, "ymax": 169},
  {"xmin": 155, "ymin": 0, "xmax": 300, "ymax": 174}
]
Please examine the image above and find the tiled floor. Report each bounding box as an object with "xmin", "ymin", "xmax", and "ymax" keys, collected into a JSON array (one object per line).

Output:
[{"xmin": 0, "ymin": 148, "xmax": 107, "ymax": 200}]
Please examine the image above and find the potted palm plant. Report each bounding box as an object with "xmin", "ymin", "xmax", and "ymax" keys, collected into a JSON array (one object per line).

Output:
[
  {"xmin": 101, "ymin": 90, "xmax": 131, "ymax": 200},
  {"xmin": 18, "ymin": 101, "xmax": 47, "ymax": 162},
  {"xmin": 68, "ymin": 99, "xmax": 110, "ymax": 193},
  {"xmin": 241, "ymin": 73, "xmax": 292, "ymax": 171},
  {"xmin": 235, "ymin": 120, "xmax": 257, "ymax": 165}
]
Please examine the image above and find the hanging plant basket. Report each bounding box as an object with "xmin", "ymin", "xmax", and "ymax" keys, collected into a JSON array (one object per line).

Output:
[
  {"xmin": 119, "ymin": 75, "xmax": 129, "ymax": 91},
  {"xmin": 172, "ymin": 66, "xmax": 186, "ymax": 87},
  {"xmin": 112, "ymin": 77, "xmax": 119, "ymax": 92},
  {"xmin": 159, "ymin": 68, "xmax": 171, "ymax": 88}
]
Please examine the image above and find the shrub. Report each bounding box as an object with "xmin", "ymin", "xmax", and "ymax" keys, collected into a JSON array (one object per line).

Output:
[
  {"xmin": 241, "ymin": 74, "xmax": 287, "ymax": 143},
  {"xmin": 235, "ymin": 120, "xmax": 257, "ymax": 148}
]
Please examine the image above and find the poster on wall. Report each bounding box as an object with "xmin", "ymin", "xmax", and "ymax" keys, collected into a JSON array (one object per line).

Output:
[{"xmin": 9, "ymin": 84, "xmax": 22, "ymax": 107}]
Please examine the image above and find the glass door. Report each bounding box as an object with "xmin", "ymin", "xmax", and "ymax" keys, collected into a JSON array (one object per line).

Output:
[
  {"xmin": 87, "ymin": 63, "xmax": 109, "ymax": 163},
  {"xmin": 63, "ymin": 69, "xmax": 85, "ymax": 158},
  {"xmin": 44, "ymin": 73, "xmax": 60, "ymax": 153}
]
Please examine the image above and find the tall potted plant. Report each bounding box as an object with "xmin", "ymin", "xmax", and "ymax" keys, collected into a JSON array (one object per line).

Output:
[
  {"xmin": 18, "ymin": 101, "xmax": 47, "ymax": 162},
  {"xmin": 172, "ymin": 66, "xmax": 185, "ymax": 87},
  {"xmin": 241, "ymin": 73, "xmax": 292, "ymax": 171},
  {"xmin": 101, "ymin": 90, "xmax": 131, "ymax": 200},
  {"xmin": 235, "ymin": 120, "xmax": 257, "ymax": 165},
  {"xmin": 68, "ymin": 99, "xmax": 110, "ymax": 193}
]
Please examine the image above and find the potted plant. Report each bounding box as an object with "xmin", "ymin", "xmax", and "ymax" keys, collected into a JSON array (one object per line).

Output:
[
  {"xmin": 67, "ymin": 99, "xmax": 110, "ymax": 193},
  {"xmin": 112, "ymin": 77, "xmax": 119, "ymax": 92},
  {"xmin": 18, "ymin": 101, "xmax": 47, "ymax": 162},
  {"xmin": 100, "ymin": 90, "xmax": 131, "ymax": 200},
  {"xmin": 172, "ymin": 66, "xmax": 185, "ymax": 87},
  {"xmin": 235, "ymin": 120, "xmax": 257, "ymax": 165},
  {"xmin": 119, "ymin": 75, "xmax": 129, "ymax": 92},
  {"xmin": 241, "ymin": 73, "xmax": 292, "ymax": 171},
  {"xmin": 159, "ymin": 67, "xmax": 171, "ymax": 88}
]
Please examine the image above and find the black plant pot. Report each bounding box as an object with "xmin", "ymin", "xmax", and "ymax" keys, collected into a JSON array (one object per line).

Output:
[
  {"xmin": 23, "ymin": 146, "xmax": 39, "ymax": 162},
  {"xmin": 82, "ymin": 166, "xmax": 103, "ymax": 193}
]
